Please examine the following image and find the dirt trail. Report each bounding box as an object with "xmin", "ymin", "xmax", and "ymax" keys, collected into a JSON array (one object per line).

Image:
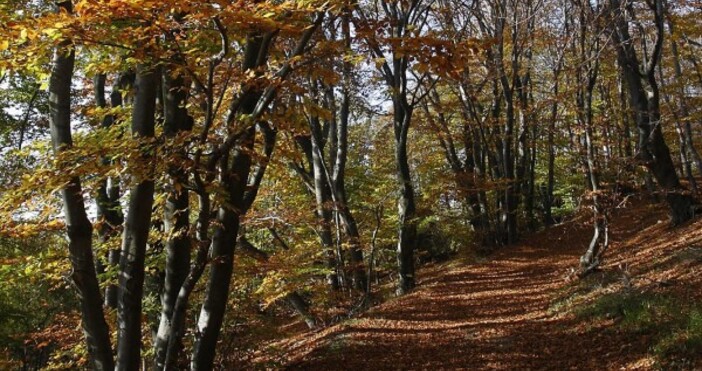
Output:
[{"xmin": 260, "ymin": 200, "xmax": 682, "ymax": 370}]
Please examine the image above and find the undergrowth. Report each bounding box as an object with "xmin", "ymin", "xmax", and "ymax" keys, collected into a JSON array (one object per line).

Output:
[{"xmin": 576, "ymin": 290, "xmax": 702, "ymax": 369}]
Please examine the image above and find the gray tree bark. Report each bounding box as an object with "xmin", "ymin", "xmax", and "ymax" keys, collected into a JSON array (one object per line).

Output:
[
  {"xmin": 336, "ymin": 12, "xmax": 367, "ymax": 290},
  {"xmin": 153, "ymin": 68, "xmax": 193, "ymax": 370},
  {"xmin": 356, "ymin": 0, "xmax": 429, "ymax": 294},
  {"xmin": 575, "ymin": 3, "xmax": 607, "ymax": 269},
  {"xmin": 191, "ymin": 30, "xmax": 271, "ymax": 369},
  {"xmin": 666, "ymin": 7, "xmax": 702, "ymax": 175},
  {"xmin": 116, "ymin": 64, "xmax": 159, "ymax": 371},
  {"xmin": 191, "ymin": 135, "xmax": 252, "ymax": 370},
  {"xmin": 309, "ymin": 113, "xmax": 340, "ymax": 290},
  {"xmin": 189, "ymin": 15, "xmax": 321, "ymax": 368},
  {"xmin": 48, "ymin": 2, "xmax": 114, "ymax": 369},
  {"xmin": 394, "ymin": 96, "xmax": 417, "ymax": 294},
  {"xmin": 609, "ymin": 0, "xmax": 694, "ymax": 224},
  {"xmin": 93, "ymin": 73, "xmax": 124, "ymax": 309}
]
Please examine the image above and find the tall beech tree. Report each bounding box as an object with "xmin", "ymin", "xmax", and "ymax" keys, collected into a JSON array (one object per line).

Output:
[
  {"xmin": 152, "ymin": 49, "xmax": 193, "ymax": 369},
  {"xmin": 46, "ymin": 2, "xmax": 113, "ymax": 370},
  {"xmin": 571, "ymin": 0, "xmax": 609, "ymax": 270},
  {"xmin": 115, "ymin": 63, "xmax": 158, "ymax": 371},
  {"xmin": 608, "ymin": 0, "xmax": 694, "ymax": 224},
  {"xmin": 355, "ymin": 0, "xmax": 436, "ymax": 294}
]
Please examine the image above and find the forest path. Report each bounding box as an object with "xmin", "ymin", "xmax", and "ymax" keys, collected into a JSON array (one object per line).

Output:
[{"xmin": 262, "ymin": 200, "xmax": 665, "ymax": 370}]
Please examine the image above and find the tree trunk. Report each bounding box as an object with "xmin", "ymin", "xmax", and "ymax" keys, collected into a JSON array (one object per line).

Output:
[
  {"xmin": 308, "ymin": 114, "xmax": 340, "ymax": 290},
  {"xmin": 190, "ymin": 33, "xmax": 268, "ymax": 361},
  {"xmin": 162, "ymin": 194, "xmax": 211, "ymax": 369},
  {"xmin": 494, "ymin": 5, "xmax": 519, "ymax": 245},
  {"xmin": 545, "ymin": 75, "xmax": 559, "ymax": 226},
  {"xmin": 579, "ymin": 65, "xmax": 607, "ymax": 269},
  {"xmin": 658, "ymin": 61, "xmax": 698, "ymax": 191},
  {"xmin": 116, "ymin": 64, "xmax": 158, "ymax": 371},
  {"xmin": 191, "ymin": 133, "xmax": 251, "ymax": 370},
  {"xmin": 503, "ymin": 99, "xmax": 518, "ymax": 244},
  {"xmin": 48, "ymin": 2, "xmax": 114, "ymax": 369},
  {"xmin": 580, "ymin": 113, "xmax": 609, "ymax": 270},
  {"xmin": 667, "ymin": 17, "xmax": 702, "ymax": 175},
  {"xmin": 93, "ymin": 73, "xmax": 124, "ymax": 309},
  {"xmin": 394, "ymin": 99, "xmax": 416, "ymax": 295},
  {"xmin": 104, "ymin": 72, "xmax": 133, "ymax": 308},
  {"xmin": 153, "ymin": 68, "xmax": 192, "ymax": 370},
  {"xmin": 610, "ymin": 0, "xmax": 694, "ymax": 224},
  {"xmin": 191, "ymin": 207, "xmax": 240, "ymax": 370},
  {"xmin": 189, "ymin": 22, "xmax": 304, "ymax": 365},
  {"xmin": 336, "ymin": 14, "xmax": 367, "ymax": 290}
]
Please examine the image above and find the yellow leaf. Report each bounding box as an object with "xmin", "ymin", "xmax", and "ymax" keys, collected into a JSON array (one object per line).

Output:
[{"xmin": 43, "ymin": 28, "xmax": 59, "ymax": 38}]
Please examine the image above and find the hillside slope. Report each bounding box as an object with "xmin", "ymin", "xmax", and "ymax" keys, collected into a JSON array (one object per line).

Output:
[{"xmin": 251, "ymin": 197, "xmax": 702, "ymax": 370}]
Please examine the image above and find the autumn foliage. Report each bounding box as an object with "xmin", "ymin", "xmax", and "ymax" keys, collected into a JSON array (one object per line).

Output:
[{"xmin": 0, "ymin": 0, "xmax": 701, "ymax": 369}]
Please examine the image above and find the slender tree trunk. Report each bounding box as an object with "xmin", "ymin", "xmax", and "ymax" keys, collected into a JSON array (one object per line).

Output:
[
  {"xmin": 191, "ymin": 204, "xmax": 241, "ymax": 370},
  {"xmin": 658, "ymin": 62, "xmax": 698, "ymax": 191},
  {"xmin": 104, "ymin": 73, "xmax": 132, "ymax": 308},
  {"xmin": 394, "ymin": 99, "xmax": 416, "ymax": 295},
  {"xmin": 188, "ymin": 19, "xmax": 318, "ymax": 364},
  {"xmin": 545, "ymin": 74, "xmax": 559, "ymax": 226},
  {"xmin": 366, "ymin": 205, "xmax": 383, "ymax": 295},
  {"xmin": 336, "ymin": 12, "xmax": 367, "ymax": 290},
  {"xmin": 580, "ymin": 121, "xmax": 608, "ymax": 269},
  {"xmin": 667, "ymin": 17, "xmax": 702, "ymax": 175},
  {"xmin": 48, "ymin": 2, "xmax": 113, "ymax": 369},
  {"xmin": 472, "ymin": 127, "xmax": 493, "ymax": 246},
  {"xmin": 527, "ymin": 123, "xmax": 537, "ymax": 230},
  {"xmin": 153, "ymin": 69, "xmax": 192, "ymax": 370},
  {"xmin": 503, "ymin": 99, "xmax": 518, "ymax": 244},
  {"xmin": 94, "ymin": 75, "xmax": 123, "ymax": 237},
  {"xmin": 116, "ymin": 64, "xmax": 159, "ymax": 371},
  {"xmin": 310, "ymin": 115, "xmax": 340, "ymax": 290},
  {"xmin": 618, "ymin": 73, "xmax": 634, "ymax": 159},
  {"xmin": 93, "ymin": 73, "xmax": 124, "ymax": 309},
  {"xmin": 162, "ymin": 194, "xmax": 211, "ymax": 369},
  {"xmin": 466, "ymin": 120, "xmax": 491, "ymax": 245},
  {"xmin": 189, "ymin": 27, "xmax": 277, "ymax": 368},
  {"xmin": 191, "ymin": 136, "xmax": 251, "ymax": 370},
  {"xmin": 515, "ymin": 5, "xmax": 536, "ymax": 232},
  {"xmin": 494, "ymin": 4, "xmax": 519, "ymax": 245},
  {"xmin": 610, "ymin": 0, "xmax": 694, "ymax": 224},
  {"xmin": 579, "ymin": 66, "xmax": 607, "ymax": 269},
  {"xmin": 572, "ymin": 1, "xmax": 609, "ymax": 271}
]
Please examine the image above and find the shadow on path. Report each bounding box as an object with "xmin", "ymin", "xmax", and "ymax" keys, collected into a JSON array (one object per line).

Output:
[{"xmin": 263, "ymin": 204, "xmax": 666, "ymax": 370}]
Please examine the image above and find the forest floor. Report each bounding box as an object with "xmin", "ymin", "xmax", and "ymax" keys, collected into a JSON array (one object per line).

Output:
[{"xmin": 247, "ymin": 196, "xmax": 702, "ymax": 370}]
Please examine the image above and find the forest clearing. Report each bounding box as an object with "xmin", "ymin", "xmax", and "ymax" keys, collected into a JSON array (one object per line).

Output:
[{"xmin": 1, "ymin": 0, "xmax": 702, "ymax": 369}]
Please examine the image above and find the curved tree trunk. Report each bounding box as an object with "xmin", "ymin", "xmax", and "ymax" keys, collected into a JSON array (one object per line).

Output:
[
  {"xmin": 48, "ymin": 2, "xmax": 114, "ymax": 369},
  {"xmin": 337, "ymin": 12, "xmax": 367, "ymax": 290},
  {"xmin": 191, "ymin": 132, "xmax": 252, "ymax": 370},
  {"xmin": 609, "ymin": 0, "xmax": 694, "ymax": 225},
  {"xmin": 395, "ymin": 99, "xmax": 417, "ymax": 295},
  {"xmin": 162, "ymin": 194, "xmax": 211, "ymax": 369},
  {"xmin": 191, "ymin": 32, "xmax": 268, "ymax": 370}
]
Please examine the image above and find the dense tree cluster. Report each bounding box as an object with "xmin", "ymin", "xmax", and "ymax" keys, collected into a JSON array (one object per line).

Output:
[{"xmin": 0, "ymin": 0, "xmax": 700, "ymax": 368}]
